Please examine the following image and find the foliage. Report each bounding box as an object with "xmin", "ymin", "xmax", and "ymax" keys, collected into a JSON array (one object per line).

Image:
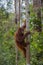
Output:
[
  {"xmin": 0, "ymin": 1, "xmax": 43, "ymax": 65},
  {"xmin": 0, "ymin": 6, "xmax": 9, "ymax": 20}
]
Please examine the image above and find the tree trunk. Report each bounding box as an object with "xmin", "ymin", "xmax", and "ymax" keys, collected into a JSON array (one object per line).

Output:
[
  {"xmin": 25, "ymin": 0, "xmax": 30, "ymax": 65},
  {"xmin": 14, "ymin": 0, "xmax": 19, "ymax": 65},
  {"xmin": 15, "ymin": 46, "xmax": 18, "ymax": 65},
  {"xmin": 41, "ymin": 9, "xmax": 43, "ymax": 31}
]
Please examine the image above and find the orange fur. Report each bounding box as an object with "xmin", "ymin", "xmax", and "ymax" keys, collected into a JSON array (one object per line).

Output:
[{"xmin": 15, "ymin": 23, "xmax": 30, "ymax": 58}]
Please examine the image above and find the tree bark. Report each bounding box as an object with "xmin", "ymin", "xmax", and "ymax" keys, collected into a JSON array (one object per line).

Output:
[
  {"xmin": 25, "ymin": 0, "xmax": 30, "ymax": 65},
  {"xmin": 14, "ymin": 0, "xmax": 19, "ymax": 65},
  {"xmin": 41, "ymin": 9, "xmax": 43, "ymax": 31}
]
